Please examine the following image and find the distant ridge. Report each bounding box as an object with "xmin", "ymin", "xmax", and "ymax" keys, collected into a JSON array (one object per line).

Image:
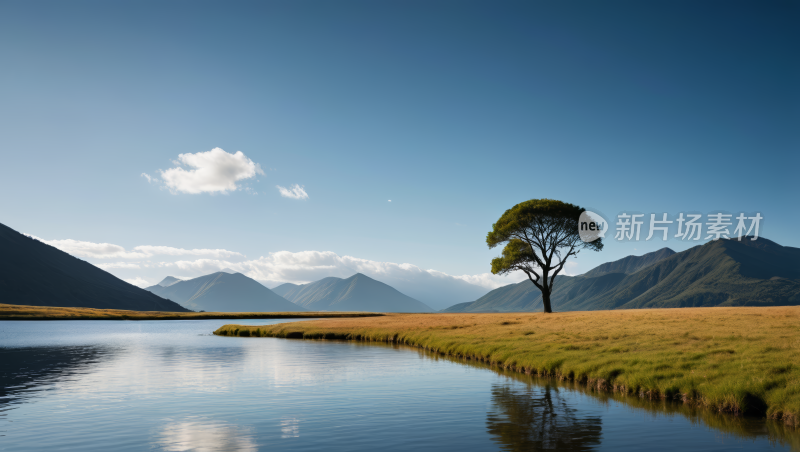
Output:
[
  {"xmin": 157, "ymin": 276, "xmax": 182, "ymax": 287},
  {"xmin": 272, "ymin": 282, "xmax": 300, "ymax": 298},
  {"xmin": 278, "ymin": 273, "xmax": 434, "ymax": 313},
  {"xmin": 444, "ymin": 238, "xmax": 800, "ymax": 312},
  {"xmin": 146, "ymin": 272, "xmax": 302, "ymax": 312},
  {"xmin": 0, "ymin": 222, "xmax": 187, "ymax": 312}
]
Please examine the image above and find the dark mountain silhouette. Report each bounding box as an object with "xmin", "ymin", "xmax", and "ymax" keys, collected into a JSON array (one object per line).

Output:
[
  {"xmin": 275, "ymin": 273, "xmax": 434, "ymax": 312},
  {"xmin": 146, "ymin": 272, "xmax": 302, "ymax": 312},
  {"xmin": 0, "ymin": 222, "xmax": 187, "ymax": 311},
  {"xmin": 444, "ymin": 238, "xmax": 800, "ymax": 312}
]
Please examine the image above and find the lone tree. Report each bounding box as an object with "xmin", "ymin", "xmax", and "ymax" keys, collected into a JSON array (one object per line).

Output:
[{"xmin": 486, "ymin": 199, "xmax": 603, "ymax": 313}]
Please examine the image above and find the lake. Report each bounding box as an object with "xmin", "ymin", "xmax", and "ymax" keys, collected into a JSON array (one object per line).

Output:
[{"xmin": 0, "ymin": 319, "xmax": 796, "ymax": 451}]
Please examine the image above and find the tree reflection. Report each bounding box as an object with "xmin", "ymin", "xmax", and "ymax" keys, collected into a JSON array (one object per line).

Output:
[{"xmin": 487, "ymin": 384, "xmax": 602, "ymax": 451}]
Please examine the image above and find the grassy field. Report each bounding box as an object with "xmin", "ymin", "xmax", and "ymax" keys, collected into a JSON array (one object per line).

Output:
[
  {"xmin": 0, "ymin": 303, "xmax": 384, "ymax": 320},
  {"xmin": 215, "ymin": 307, "xmax": 800, "ymax": 427}
]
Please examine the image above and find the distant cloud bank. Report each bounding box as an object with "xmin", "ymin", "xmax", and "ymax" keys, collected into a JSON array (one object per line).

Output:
[
  {"xmin": 28, "ymin": 234, "xmax": 527, "ymax": 310},
  {"xmin": 26, "ymin": 235, "xmax": 244, "ymax": 260},
  {"xmin": 158, "ymin": 148, "xmax": 264, "ymax": 194}
]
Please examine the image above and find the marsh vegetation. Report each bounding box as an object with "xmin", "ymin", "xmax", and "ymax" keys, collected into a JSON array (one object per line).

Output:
[{"xmin": 0, "ymin": 303, "xmax": 383, "ymax": 320}]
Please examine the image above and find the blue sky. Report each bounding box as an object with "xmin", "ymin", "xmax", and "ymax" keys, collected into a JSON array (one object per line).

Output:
[{"xmin": 0, "ymin": 1, "xmax": 797, "ymax": 301}]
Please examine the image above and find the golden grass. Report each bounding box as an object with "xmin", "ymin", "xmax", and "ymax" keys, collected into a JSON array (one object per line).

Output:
[
  {"xmin": 0, "ymin": 303, "xmax": 383, "ymax": 320},
  {"xmin": 215, "ymin": 307, "xmax": 800, "ymax": 427}
]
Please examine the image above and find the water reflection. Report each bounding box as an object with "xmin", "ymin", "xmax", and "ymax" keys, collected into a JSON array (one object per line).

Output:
[
  {"xmin": 156, "ymin": 418, "xmax": 257, "ymax": 452},
  {"xmin": 487, "ymin": 384, "xmax": 602, "ymax": 451},
  {"xmin": 411, "ymin": 347, "xmax": 800, "ymax": 451},
  {"xmin": 0, "ymin": 346, "xmax": 111, "ymax": 408},
  {"xmin": 280, "ymin": 417, "xmax": 301, "ymax": 438},
  {"xmin": 1, "ymin": 322, "xmax": 797, "ymax": 451}
]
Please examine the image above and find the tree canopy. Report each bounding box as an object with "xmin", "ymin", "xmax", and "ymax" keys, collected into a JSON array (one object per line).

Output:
[{"xmin": 487, "ymin": 199, "xmax": 603, "ymax": 313}]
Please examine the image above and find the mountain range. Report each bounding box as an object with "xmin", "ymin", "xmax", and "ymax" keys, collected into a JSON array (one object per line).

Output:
[
  {"xmin": 6, "ymin": 215, "xmax": 797, "ymax": 315},
  {"xmin": 273, "ymin": 273, "xmax": 434, "ymax": 312},
  {"xmin": 145, "ymin": 272, "xmax": 302, "ymax": 312},
  {"xmin": 444, "ymin": 237, "xmax": 800, "ymax": 313},
  {"xmin": 0, "ymin": 222, "xmax": 187, "ymax": 311}
]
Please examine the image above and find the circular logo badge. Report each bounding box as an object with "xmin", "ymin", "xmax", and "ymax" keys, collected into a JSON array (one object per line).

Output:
[{"xmin": 579, "ymin": 211, "xmax": 607, "ymax": 242}]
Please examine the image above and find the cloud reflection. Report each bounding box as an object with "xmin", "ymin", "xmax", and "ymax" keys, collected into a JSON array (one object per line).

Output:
[
  {"xmin": 156, "ymin": 419, "xmax": 257, "ymax": 452},
  {"xmin": 280, "ymin": 417, "xmax": 300, "ymax": 438}
]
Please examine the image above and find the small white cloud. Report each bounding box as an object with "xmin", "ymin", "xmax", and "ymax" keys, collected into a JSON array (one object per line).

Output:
[
  {"xmin": 123, "ymin": 277, "xmax": 151, "ymax": 288},
  {"xmin": 388, "ymin": 200, "xmax": 392, "ymax": 202},
  {"xmin": 159, "ymin": 148, "xmax": 262, "ymax": 194},
  {"xmin": 277, "ymin": 184, "xmax": 309, "ymax": 200},
  {"xmin": 141, "ymin": 173, "xmax": 153, "ymax": 183}
]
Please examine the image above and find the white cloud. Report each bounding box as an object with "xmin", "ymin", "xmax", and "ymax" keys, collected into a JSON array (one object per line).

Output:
[
  {"xmin": 26, "ymin": 235, "xmax": 244, "ymax": 260},
  {"xmin": 97, "ymin": 262, "xmax": 141, "ymax": 269},
  {"xmin": 27, "ymin": 236, "xmax": 150, "ymax": 259},
  {"xmin": 123, "ymin": 277, "xmax": 151, "ymax": 288},
  {"xmin": 159, "ymin": 148, "xmax": 263, "ymax": 194},
  {"xmin": 276, "ymin": 184, "xmax": 308, "ymax": 200},
  {"xmin": 132, "ymin": 245, "xmax": 244, "ymax": 259},
  {"xmin": 141, "ymin": 173, "xmax": 153, "ymax": 183}
]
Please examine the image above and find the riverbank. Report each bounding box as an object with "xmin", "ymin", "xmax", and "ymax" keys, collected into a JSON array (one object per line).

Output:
[
  {"xmin": 214, "ymin": 306, "xmax": 800, "ymax": 428},
  {"xmin": 0, "ymin": 303, "xmax": 384, "ymax": 320}
]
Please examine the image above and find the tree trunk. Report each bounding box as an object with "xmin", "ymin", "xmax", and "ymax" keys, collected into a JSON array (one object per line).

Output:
[{"xmin": 542, "ymin": 290, "xmax": 552, "ymax": 313}]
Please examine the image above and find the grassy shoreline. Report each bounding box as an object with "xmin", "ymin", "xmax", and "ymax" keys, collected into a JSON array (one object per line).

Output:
[
  {"xmin": 214, "ymin": 307, "xmax": 800, "ymax": 428},
  {"xmin": 0, "ymin": 303, "xmax": 384, "ymax": 320}
]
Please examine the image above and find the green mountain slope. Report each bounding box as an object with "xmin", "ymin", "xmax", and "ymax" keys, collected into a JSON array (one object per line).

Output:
[
  {"xmin": 278, "ymin": 273, "xmax": 434, "ymax": 312},
  {"xmin": 444, "ymin": 238, "xmax": 799, "ymax": 312},
  {"xmin": 583, "ymin": 247, "xmax": 675, "ymax": 277},
  {"xmin": 0, "ymin": 222, "xmax": 187, "ymax": 312},
  {"xmin": 146, "ymin": 272, "xmax": 302, "ymax": 312}
]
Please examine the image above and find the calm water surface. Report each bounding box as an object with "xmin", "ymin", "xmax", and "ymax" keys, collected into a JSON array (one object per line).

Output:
[{"xmin": 0, "ymin": 320, "xmax": 797, "ymax": 451}]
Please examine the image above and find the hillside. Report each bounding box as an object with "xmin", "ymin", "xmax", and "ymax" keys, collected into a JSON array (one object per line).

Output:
[
  {"xmin": 0, "ymin": 222, "xmax": 187, "ymax": 311},
  {"xmin": 444, "ymin": 238, "xmax": 800, "ymax": 312},
  {"xmin": 271, "ymin": 282, "xmax": 299, "ymax": 298},
  {"xmin": 276, "ymin": 273, "xmax": 434, "ymax": 312},
  {"xmin": 583, "ymin": 247, "xmax": 675, "ymax": 277},
  {"xmin": 146, "ymin": 272, "xmax": 303, "ymax": 312}
]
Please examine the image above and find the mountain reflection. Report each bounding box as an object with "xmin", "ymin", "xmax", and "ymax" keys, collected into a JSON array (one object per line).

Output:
[
  {"xmin": 487, "ymin": 384, "xmax": 602, "ymax": 451},
  {"xmin": 0, "ymin": 346, "xmax": 110, "ymax": 407}
]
